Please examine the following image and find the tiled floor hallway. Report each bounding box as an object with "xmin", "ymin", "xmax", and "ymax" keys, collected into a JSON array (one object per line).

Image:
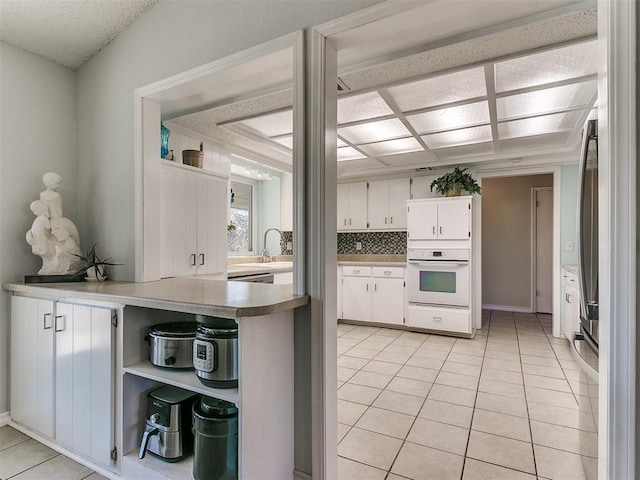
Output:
[{"xmin": 337, "ymin": 310, "xmax": 596, "ymax": 480}]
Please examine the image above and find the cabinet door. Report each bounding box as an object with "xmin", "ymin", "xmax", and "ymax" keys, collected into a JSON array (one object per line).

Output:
[
  {"xmin": 170, "ymin": 170, "xmax": 195, "ymax": 276},
  {"xmin": 437, "ymin": 200, "xmax": 470, "ymax": 239},
  {"xmin": 160, "ymin": 166, "xmax": 175, "ymax": 278},
  {"xmin": 372, "ymin": 278, "xmax": 404, "ymax": 325},
  {"xmin": 348, "ymin": 182, "xmax": 368, "ymax": 230},
  {"xmin": 56, "ymin": 303, "xmax": 114, "ymax": 469},
  {"xmin": 388, "ymin": 178, "xmax": 411, "ymax": 229},
  {"xmin": 197, "ymin": 175, "xmax": 227, "ymax": 275},
  {"xmin": 407, "ymin": 201, "xmax": 438, "ymax": 240},
  {"xmin": 10, "ymin": 296, "xmax": 55, "ymax": 437},
  {"xmin": 342, "ymin": 277, "xmax": 371, "ymax": 321},
  {"xmin": 337, "ymin": 184, "xmax": 349, "ymax": 231},
  {"xmin": 368, "ymin": 180, "xmax": 389, "ymax": 229}
]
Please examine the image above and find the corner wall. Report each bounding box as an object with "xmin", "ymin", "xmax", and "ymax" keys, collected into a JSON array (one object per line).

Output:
[{"xmin": 0, "ymin": 41, "xmax": 77, "ymax": 413}]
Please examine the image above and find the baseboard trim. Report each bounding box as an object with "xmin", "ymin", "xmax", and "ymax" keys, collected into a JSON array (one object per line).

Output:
[
  {"xmin": 293, "ymin": 469, "xmax": 312, "ymax": 480},
  {"xmin": 483, "ymin": 304, "xmax": 533, "ymax": 313},
  {"xmin": 0, "ymin": 411, "xmax": 10, "ymax": 427}
]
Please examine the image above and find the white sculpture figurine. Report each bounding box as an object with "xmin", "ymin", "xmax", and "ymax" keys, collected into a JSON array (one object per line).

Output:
[{"xmin": 27, "ymin": 173, "xmax": 82, "ymax": 276}]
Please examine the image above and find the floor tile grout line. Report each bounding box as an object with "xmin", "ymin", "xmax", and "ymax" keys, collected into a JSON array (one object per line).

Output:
[
  {"xmin": 517, "ymin": 311, "xmax": 539, "ymax": 478},
  {"xmin": 0, "ymin": 437, "xmax": 31, "ymax": 453},
  {"xmin": 5, "ymin": 452, "xmax": 62, "ymax": 480}
]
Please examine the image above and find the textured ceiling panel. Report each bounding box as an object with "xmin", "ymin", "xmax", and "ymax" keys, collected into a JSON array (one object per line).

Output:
[
  {"xmin": 337, "ymin": 158, "xmax": 386, "ymax": 171},
  {"xmin": 407, "ymin": 101, "xmax": 490, "ymax": 134},
  {"xmin": 432, "ymin": 142, "xmax": 494, "ymax": 159},
  {"xmin": 494, "ymin": 39, "xmax": 598, "ymax": 92},
  {"xmin": 338, "ymin": 118, "xmax": 411, "ymax": 145},
  {"xmin": 337, "ymin": 91, "xmax": 394, "ymax": 124},
  {"xmin": 339, "ymin": 9, "xmax": 597, "ymax": 93},
  {"xmin": 422, "ymin": 125, "xmax": 493, "ymax": 149},
  {"xmin": 500, "ymin": 131, "xmax": 570, "ymax": 150},
  {"xmin": 498, "ymin": 110, "xmax": 582, "ymax": 139},
  {"xmin": 358, "ymin": 137, "xmax": 424, "ymax": 157},
  {"xmin": 0, "ymin": 0, "xmax": 158, "ymax": 69},
  {"xmin": 496, "ymin": 80, "xmax": 597, "ymax": 119},
  {"xmin": 386, "ymin": 68, "xmax": 486, "ymax": 111},
  {"xmin": 337, "ymin": 147, "xmax": 367, "ymax": 162},
  {"xmin": 236, "ymin": 109, "xmax": 292, "ymax": 138}
]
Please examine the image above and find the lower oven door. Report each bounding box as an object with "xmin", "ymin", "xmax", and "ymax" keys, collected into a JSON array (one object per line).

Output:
[{"xmin": 407, "ymin": 260, "xmax": 470, "ymax": 307}]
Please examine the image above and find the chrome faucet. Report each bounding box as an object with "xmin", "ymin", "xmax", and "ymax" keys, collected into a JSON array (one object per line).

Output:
[{"xmin": 262, "ymin": 228, "xmax": 283, "ymax": 263}]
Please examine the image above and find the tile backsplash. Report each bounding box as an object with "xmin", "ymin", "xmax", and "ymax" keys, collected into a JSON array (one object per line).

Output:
[
  {"xmin": 337, "ymin": 231, "xmax": 407, "ymax": 255},
  {"xmin": 280, "ymin": 231, "xmax": 293, "ymax": 255}
]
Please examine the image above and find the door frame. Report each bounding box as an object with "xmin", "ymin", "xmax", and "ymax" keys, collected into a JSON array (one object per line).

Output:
[
  {"xmin": 531, "ymin": 186, "xmax": 554, "ymax": 314},
  {"xmin": 309, "ymin": 0, "xmax": 636, "ymax": 478}
]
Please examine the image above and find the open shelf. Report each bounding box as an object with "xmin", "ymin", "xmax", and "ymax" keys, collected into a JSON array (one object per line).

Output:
[
  {"xmin": 123, "ymin": 451, "xmax": 192, "ymax": 480},
  {"xmin": 123, "ymin": 361, "xmax": 239, "ymax": 405}
]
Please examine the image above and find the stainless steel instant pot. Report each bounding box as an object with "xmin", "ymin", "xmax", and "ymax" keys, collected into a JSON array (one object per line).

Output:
[
  {"xmin": 147, "ymin": 322, "xmax": 197, "ymax": 369},
  {"xmin": 193, "ymin": 316, "xmax": 238, "ymax": 388}
]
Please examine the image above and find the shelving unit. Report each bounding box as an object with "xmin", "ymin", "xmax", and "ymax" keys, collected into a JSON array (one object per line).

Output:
[{"xmin": 122, "ymin": 451, "xmax": 192, "ymax": 480}]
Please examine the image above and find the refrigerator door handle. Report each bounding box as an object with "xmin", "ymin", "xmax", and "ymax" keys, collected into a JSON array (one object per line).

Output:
[{"xmin": 570, "ymin": 332, "xmax": 598, "ymax": 383}]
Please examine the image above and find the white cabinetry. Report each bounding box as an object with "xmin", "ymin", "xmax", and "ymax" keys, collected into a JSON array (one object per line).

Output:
[
  {"xmin": 10, "ymin": 296, "xmax": 116, "ymax": 471},
  {"xmin": 337, "ymin": 182, "xmax": 368, "ymax": 231},
  {"xmin": 407, "ymin": 197, "xmax": 471, "ymax": 241},
  {"xmin": 407, "ymin": 304, "xmax": 472, "ymax": 334},
  {"xmin": 161, "ymin": 162, "xmax": 227, "ymax": 278},
  {"xmin": 562, "ymin": 268, "xmax": 580, "ymax": 338},
  {"xmin": 10, "ymin": 296, "xmax": 55, "ymax": 438},
  {"xmin": 339, "ymin": 265, "xmax": 405, "ymax": 325},
  {"xmin": 368, "ymin": 178, "xmax": 411, "ymax": 230}
]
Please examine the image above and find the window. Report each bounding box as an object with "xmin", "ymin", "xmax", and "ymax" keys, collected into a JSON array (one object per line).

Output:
[{"xmin": 228, "ymin": 180, "xmax": 253, "ymax": 253}]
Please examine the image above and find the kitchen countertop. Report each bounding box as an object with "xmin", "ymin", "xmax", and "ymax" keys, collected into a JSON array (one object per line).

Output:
[
  {"xmin": 3, "ymin": 277, "xmax": 308, "ymax": 319},
  {"xmin": 227, "ymin": 261, "xmax": 293, "ymax": 278}
]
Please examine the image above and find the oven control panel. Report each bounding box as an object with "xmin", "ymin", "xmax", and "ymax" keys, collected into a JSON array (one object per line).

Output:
[{"xmin": 408, "ymin": 248, "xmax": 470, "ymax": 262}]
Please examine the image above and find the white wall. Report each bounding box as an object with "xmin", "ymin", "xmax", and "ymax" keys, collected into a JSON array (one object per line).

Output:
[
  {"xmin": 75, "ymin": 0, "xmax": 380, "ymax": 281},
  {"xmin": 560, "ymin": 164, "xmax": 579, "ymax": 266},
  {"xmin": 258, "ymin": 175, "xmax": 283, "ymax": 255},
  {"xmin": 0, "ymin": 41, "xmax": 77, "ymax": 413}
]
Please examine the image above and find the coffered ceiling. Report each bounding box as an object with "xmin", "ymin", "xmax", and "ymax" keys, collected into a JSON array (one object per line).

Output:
[{"xmin": 166, "ymin": 2, "xmax": 598, "ymax": 177}]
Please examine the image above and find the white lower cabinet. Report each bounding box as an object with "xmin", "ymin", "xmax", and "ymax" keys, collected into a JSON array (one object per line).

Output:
[
  {"xmin": 339, "ymin": 265, "xmax": 405, "ymax": 325},
  {"xmin": 10, "ymin": 296, "xmax": 116, "ymax": 471},
  {"xmin": 10, "ymin": 296, "xmax": 55, "ymax": 438},
  {"xmin": 406, "ymin": 304, "xmax": 472, "ymax": 334},
  {"xmin": 562, "ymin": 268, "xmax": 580, "ymax": 338}
]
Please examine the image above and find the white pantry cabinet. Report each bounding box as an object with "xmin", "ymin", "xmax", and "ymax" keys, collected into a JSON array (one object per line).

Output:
[
  {"xmin": 161, "ymin": 162, "xmax": 227, "ymax": 278},
  {"xmin": 10, "ymin": 296, "xmax": 117, "ymax": 471},
  {"xmin": 368, "ymin": 178, "xmax": 411, "ymax": 230},
  {"xmin": 339, "ymin": 265, "xmax": 405, "ymax": 325},
  {"xmin": 337, "ymin": 182, "xmax": 368, "ymax": 231},
  {"xmin": 406, "ymin": 197, "xmax": 472, "ymax": 240}
]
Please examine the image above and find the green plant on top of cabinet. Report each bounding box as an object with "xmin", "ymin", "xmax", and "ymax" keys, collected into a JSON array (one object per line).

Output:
[
  {"xmin": 337, "ymin": 182, "xmax": 368, "ymax": 231},
  {"xmin": 368, "ymin": 178, "xmax": 411, "ymax": 230}
]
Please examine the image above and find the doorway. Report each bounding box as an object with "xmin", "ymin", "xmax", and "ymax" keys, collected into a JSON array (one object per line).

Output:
[{"xmin": 533, "ymin": 187, "xmax": 553, "ymax": 313}]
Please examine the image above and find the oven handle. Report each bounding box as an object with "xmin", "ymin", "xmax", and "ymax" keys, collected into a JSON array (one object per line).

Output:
[{"xmin": 408, "ymin": 260, "xmax": 469, "ymax": 266}]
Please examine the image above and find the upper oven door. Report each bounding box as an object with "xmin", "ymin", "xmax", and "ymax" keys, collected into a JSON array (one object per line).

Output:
[{"xmin": 407, "ymin": 260, "xmax": 470, "ymax": 307}]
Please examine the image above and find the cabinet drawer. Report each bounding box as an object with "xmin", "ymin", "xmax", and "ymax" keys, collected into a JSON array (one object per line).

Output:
[
  {"xmin": 407, "ymin": 305, "xmax": 471, "ymax": 334},
  {"xmin": 342, "ymin": 266, "xmax": 372, "ymax": 277},
  {"xmin": 372, "ymin": 266, "xmax": 404, "ymax": 278}
]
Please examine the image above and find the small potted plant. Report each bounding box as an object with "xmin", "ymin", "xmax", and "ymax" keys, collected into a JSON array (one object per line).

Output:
[
  {"xmin": 73, "ymin": 243, "xmax": 121, "ymax": 281},
  {"xmin": 430, "ymin": 166, "xmax": 481, "ymax": 196}
]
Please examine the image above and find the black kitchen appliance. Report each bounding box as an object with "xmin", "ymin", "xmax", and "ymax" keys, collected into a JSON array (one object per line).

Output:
[
  {"xmin": 193, "ymin": 315, "xmax": 238, "ymax": 388},
  {"xmin": 138, "ymin": 385, "xmax": 199, "ymax": 462},
  {"xmin": 192, "ymin": 396, "xmax": 238, "ymax": 480}
]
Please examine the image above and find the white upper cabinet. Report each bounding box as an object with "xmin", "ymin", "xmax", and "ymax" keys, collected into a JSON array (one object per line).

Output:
[
  {"xmin": 368, "ymin": 178, "xmax": 411, "ymax": 230},
  {"xmin": 161, "ymin": 163, "xmax": 228, "ymax": 278},
  {"xmin": 337, "ymin": 182, "xmax": 368, "ymax": 231},
  {"xmin": 407, "ymin": 197, "xmax": 471, "ymax": 240}
]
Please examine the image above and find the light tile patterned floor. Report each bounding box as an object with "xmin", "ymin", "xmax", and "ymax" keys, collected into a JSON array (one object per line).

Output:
[
  {"xmin": 337, "ymin": 310, "xmax": 596, "ymax": 480},
  {"xmin": 0, "ymin": 426, "xmax": 107, "ymax": 480}
]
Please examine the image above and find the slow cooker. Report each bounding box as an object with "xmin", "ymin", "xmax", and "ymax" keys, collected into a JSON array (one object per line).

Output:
[
  {"xmin": 193, "ymin": 316, "xmax": 238, "ymax": 388},
  {"xmin": 147, "ymin": 322, "xmax": 197, "ymax": 369}
]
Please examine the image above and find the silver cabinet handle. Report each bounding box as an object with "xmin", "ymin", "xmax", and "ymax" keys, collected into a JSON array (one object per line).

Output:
[
  {"xmin": 43, "ymin": 313, "xmax": 52, "ymax": 330},
  {"xmin": 366, "ymin": 284, "xmax": 369, "ymax": 291},
  {"xmin": 432, "ymin": 226, "xmax": 435, "ymax": 234},
  {"xmin": 344, "ymin": 219, "xmax": 347, "ymax": 226},
  {"xmin": 54, "ymin": 315, "xmax": 65, "ymax": 332},
  {"xmin": 374, "ymin": 284, "xmax": 377, "ymax": 291},
  {"xmin": 390, "ymin": 217, "xmax": 393, "ymax": 224},
  {"xmin": 385, "ymin": 217, "xmax": 387, "ymax": 224},
  {"xmin": 439, "ymin": 226, "xmax": 442, "ymax": 234},
  {"xmin": 433, "ymin": 316, "xmax": 442, "ymax": 321},
  {"xmin": 199, "ymin": 253, "xmax": 205, "ymax": 265},
  {"xmin": 190, "ymin": 254, "xmax": 196, "ymax": 266},
  {"xmin": 349, "ymin": 219, "xmax": 352, "ymax": 225}
]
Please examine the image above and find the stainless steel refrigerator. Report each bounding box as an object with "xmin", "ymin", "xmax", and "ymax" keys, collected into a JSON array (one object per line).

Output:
[{"xmin": 571, "ymin": 118, "xmax": 599, "ymax": 480}]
